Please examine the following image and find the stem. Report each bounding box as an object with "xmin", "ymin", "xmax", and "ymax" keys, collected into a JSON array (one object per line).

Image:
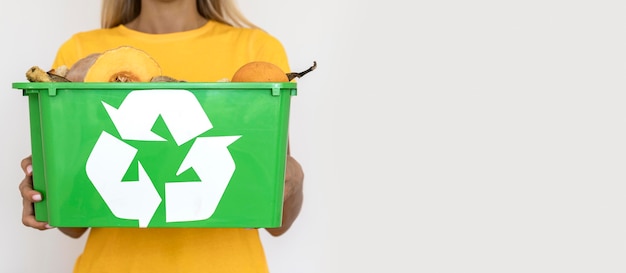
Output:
[{"xmin": 286, "ymin": 61, "xmax": 317, "ymax": 81}]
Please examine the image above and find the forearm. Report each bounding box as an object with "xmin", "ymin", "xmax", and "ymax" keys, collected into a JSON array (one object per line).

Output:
[
  {"xmin": 266, "ymin": 189, "xmax": 302, "ymax": 236},
  {"xmin": 58, "ymin": 227, "xmax": 89, "ymax": 239},
  {"xmin": 266, "ymin": 155, "xmax": 304, "ymax": 236}
]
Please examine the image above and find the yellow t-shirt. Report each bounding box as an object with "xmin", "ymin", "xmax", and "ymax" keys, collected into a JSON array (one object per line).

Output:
[
  {"xmin": 52, "ymin": 20, "xmax": 290, "ymax": 81},
  {"xmin": 52, "ymin": 20, "xmax": 290, "ymax": 273}
]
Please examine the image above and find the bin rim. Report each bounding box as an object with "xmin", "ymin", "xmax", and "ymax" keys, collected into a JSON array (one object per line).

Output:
[{"xmin": 13, "ymin": 81, "xmax": 297, "ymax": 90}]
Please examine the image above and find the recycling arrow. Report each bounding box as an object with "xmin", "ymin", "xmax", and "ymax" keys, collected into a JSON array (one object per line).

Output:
[
  {"xmin": 166, "ymin": 135, "xmax": 241, "ymax": 222},
  {"xmin": 102, "ymin": 90, "xmax": 212, "ymax": 146},
  {"xmin": 86, "ymin": 132, "xmax": 162, "ymax": 227}
]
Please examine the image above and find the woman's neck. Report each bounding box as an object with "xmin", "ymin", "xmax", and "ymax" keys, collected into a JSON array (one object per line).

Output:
[{"xmin": 125, "ymin": 0, "xmax": 207, "ymax": 34}]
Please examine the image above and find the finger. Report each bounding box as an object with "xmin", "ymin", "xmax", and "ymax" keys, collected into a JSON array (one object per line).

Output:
[
  {"xmin": 22, "ymin": 198, "xmax": 51, "ymax": 230},
  {"xmin": 20, "ymin": 188, "xmax": 42, "ymax": 203},
  {"xmin": 20, "ymin": 155, "xmax": 33, "ymax": 177},
  {"xmin": 18, "ymin": 177, "xmax": 39, "ymax": 201}
]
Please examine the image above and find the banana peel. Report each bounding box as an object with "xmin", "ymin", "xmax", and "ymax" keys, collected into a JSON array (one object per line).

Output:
[{"xmin": 26, "ymin": 66, "xmax": 70, "ymax": 82}]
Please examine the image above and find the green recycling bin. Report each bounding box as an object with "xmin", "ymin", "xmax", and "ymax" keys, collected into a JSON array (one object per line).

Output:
[{"xmin": 12, "ymin": 82, "xmax": 296, "ymax": 228}]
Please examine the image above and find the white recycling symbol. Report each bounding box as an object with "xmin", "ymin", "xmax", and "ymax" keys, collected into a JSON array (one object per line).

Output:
[{"xmin": 85, "ymin": 89, "xmax": 240, "ymax": 227}]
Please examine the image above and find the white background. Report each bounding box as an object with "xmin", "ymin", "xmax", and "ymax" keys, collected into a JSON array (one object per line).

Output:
[{"xmin": 1, "ymin": 0, "xmax": 626, "ymax": 273}]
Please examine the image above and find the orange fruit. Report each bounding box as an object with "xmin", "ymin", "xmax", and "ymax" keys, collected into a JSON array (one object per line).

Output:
[{"xmin": 231, "ymin": 61, "xmax": 288, "ymax": 82}]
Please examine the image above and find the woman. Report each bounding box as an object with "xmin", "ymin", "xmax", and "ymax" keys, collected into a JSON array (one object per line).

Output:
[{"xmin": 18, "ymin": 0, "xmax": 304, "ymax": 272}]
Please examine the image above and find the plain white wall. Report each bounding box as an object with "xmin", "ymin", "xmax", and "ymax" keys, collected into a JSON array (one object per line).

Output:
[
  {"xmin": 0, "ymin": 2, "xmax": 99, "ymax": 272},
  {"xmin": 0, "ymin": 0, "xmax": 339, "ymax": 272},
  {"xmin": 4, "ymin": 0, "xmax": 626, "ymax": 273}
]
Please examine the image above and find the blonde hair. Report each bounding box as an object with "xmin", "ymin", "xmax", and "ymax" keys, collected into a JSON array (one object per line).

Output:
[{"xmin": 101, "ymin": 0, "xmax": 258, "ymax": 29}]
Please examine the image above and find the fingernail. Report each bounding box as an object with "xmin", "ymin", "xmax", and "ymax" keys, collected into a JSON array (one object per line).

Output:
[
  {"xmin": 32, "ymin": 194, "xmax": 42, "ymax": 202},
  {"xmin": 26, "ymin": 165, "xmax": 32, "ymax": 175},
  {"xmin": 45, "ymin": 224, "xmax": 55, "ymax": 229}
]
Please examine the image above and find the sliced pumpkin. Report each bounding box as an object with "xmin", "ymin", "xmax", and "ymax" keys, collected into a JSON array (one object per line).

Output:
[{"xmin": 83, "ymin": 46, "xmax": 162, "ymax": 82}]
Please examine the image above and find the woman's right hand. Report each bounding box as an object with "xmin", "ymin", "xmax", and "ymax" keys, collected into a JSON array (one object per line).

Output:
[{"xmin": 19, "ymin": 155, "xmax": 52, "ymax": 230}]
